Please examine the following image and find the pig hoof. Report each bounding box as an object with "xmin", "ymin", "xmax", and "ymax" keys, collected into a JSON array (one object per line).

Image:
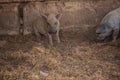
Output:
[
  {"xmin": 112, "ymin": 40, "xmax": 116, "ymax": 43},
  {"xmin": 57, "ymin": 41, "xmax": 61, "ymax": 44},
  {"xmin": 36, "ymin": 39, "xmax": 41, "ymax": 42},
  {"xmin": 111, "ymin": 38, "xmax": 117, "ymax": 43},
  {"xmin": 50, "ymin": 44, "xmax": 53, "ymax": 46}
]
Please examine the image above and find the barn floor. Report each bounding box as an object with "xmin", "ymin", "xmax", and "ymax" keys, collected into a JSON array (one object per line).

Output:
[{"xmin": 0, "ymin": 27, "xmax": 120, "ymax": 80}]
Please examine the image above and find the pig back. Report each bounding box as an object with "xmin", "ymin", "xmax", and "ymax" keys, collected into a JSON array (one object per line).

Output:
[
  {"xmin": 101, "ymin": 7, "xmax": 120, "ymax": 28},
  {"xmin": 33, "ymin": 16, "xmax": 49, "ymax": 35}
]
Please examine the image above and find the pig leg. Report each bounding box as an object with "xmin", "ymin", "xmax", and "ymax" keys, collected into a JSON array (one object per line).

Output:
[
  {"xmin": 48, "ymin": 34, "xmax": 53, "ymax": 46},
  {"xmin": 34, "ymin": 27, "xmax": 41, "ymax": 42},
  {"xmin": 112, "ymin": 28, "xmax": 119, "ymax": 42},
  {"xmin": 56, "ymin": 31, "xmax": 61, "ymax": 43}
]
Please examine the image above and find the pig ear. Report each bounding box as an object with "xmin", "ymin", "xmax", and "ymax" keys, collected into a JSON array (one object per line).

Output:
[
  {"xmin": 56, "ymin": 14, "xmax": 62, "ymax": 20},
  {"xmin": 41, "ymin": 13, "xmax": 49, "ymax": 19}
]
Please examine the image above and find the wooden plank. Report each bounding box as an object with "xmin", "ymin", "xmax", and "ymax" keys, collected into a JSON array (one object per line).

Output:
[{"xmin": 0, "ymin": 0, "xmax": 45, "ymax": 3}]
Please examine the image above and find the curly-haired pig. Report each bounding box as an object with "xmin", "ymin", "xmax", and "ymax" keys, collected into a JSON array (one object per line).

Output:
[{"xmin": 32, "ymin": 13, "xmax": 62, "ymax": 46}]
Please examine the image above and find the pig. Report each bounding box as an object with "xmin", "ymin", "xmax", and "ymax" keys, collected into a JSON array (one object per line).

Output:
[
  {"xmin": 32, "ymin": 13, "xmax": 62, "ymax": 46},
  {"xmin": 96, "ymin": 7, "xmax": 120, "ymax": 42}
]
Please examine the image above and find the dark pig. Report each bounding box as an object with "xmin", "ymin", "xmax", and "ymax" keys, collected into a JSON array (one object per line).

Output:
[{"xmin": 96, "ymin": 7, "xmax": 120, "ymax": 42}]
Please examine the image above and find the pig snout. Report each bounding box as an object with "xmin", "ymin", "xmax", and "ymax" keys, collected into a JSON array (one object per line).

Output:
[
  {"xmin": 97, "ymin": 34, "xmax": 106, "ymax": 41},
  {"xmin": 48, "ymin": 29, "xmax": 57, "ymax": 34},
  {"xmin": 96, "ymin": 31, "xmax": 100, "ymax": 34},
  {"xmin": 96, "ymin": 29, "xmax": 101, "ymax": 34}
]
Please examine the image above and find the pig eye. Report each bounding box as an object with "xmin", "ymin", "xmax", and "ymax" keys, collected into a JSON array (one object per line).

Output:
[
  {"xmin": 54, "ymin": 22, "xmax": 58, "ymax": 25},
  {"xmin": 47, "ymin": 22, "xmax": 50, "ymax": 25}
]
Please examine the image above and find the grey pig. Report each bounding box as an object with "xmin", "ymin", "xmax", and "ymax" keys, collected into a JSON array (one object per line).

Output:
[
  {"xmin": 32, "ymin": 13, "xmax": 62, "ymax": 46},
  {"xmin": 96, "ymin": 7, "xmax": 120, "ymax": 42}
]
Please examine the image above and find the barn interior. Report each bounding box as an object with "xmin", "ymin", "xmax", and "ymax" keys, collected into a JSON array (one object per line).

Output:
[{"xmin": 0, "ymin": 0, "xmax": 120, "ymax": 80}]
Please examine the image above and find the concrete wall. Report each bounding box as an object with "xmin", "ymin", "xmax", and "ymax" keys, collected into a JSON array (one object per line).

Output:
[
  {"xmin": 0, "ymin": 4, "xmax": 19, "ymax": 35},
  {"xmin": 0, "ymin": 0, "xmax": 120, "ymax": 35}
]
